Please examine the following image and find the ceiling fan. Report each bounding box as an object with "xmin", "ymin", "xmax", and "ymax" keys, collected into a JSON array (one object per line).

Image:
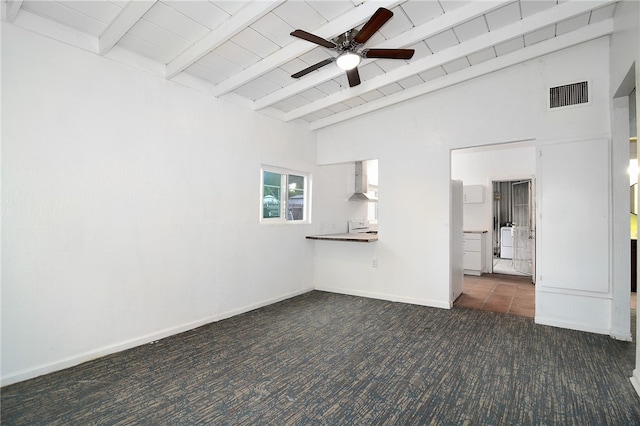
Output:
[{"xmin": 289, "ymin": 7, "xmax": 415, "ymax": 88}]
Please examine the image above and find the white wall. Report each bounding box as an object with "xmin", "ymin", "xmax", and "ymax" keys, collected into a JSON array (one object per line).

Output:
[
  {"xmin": 2, "ymin": 10, "xmax": 634, "ymax": 388},
  {"xmin": 535, "ymin": 137, "xmax": 612, "ymax": 334},
  {"xmin": 311, "ymin": 161, "xmax": 370, "ymax": 234},
  {"xmin": 316, "ymin": 37, "xmax": 613, "ymax": 333},
  {"xmin": 608, "ymin": 0, "xmax": 640, "ymax": 393},
  {"xmin": 1, "ymin": 24, "xmax": 322, "ymax": 385},
  {"xmin": 451, "ymin": 142, "xmax": 536, "ymax": 272}
]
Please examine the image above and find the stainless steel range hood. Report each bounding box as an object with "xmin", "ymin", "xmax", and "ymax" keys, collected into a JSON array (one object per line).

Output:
[{"xmin": 349, "ymin": 161, "xmax": 377, "ymax": 202}]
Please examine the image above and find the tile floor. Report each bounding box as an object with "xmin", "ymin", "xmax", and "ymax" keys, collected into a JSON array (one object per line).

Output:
[
  {"xmin": 455, "ymin": 273, "xmax": 638, "ymax": 319},
  {"xmin": 455, "ymin": 273, "xmax": 535, "ymax": 318},
  {"xmin": 453, "ymin": 274, "xmax": 638, "ymax": 318}
]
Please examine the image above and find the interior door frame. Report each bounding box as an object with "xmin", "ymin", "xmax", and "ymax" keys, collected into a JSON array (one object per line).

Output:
[{"xmin": 488, "ymin": 174, "xmax": 536, "ymax": 279}]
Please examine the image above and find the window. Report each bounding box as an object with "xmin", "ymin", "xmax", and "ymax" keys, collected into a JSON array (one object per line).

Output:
[{"xmin": 261, "ymin": 166, "xmax": 310, "ymax": 222}]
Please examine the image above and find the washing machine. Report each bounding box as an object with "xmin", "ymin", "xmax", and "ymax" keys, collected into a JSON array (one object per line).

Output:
[{"xmin": 500, "ymin": 226, "xmax": 513, "ymax": 259}]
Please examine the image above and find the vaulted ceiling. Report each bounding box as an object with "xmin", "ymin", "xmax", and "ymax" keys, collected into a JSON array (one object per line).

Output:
[{"xmin": 2, "ymin": 0, "xmax": 618, "ymax": 129}]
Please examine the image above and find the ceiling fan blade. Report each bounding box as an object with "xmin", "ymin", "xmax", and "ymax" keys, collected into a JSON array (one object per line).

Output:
[
  {"xmin": 291, "ymin": 58, "xmax": 335, "ymax": 79},
  {"xmin": 353, "ymin": 7, "xmax": 393, "ymax": 44},
  {"xmin": 363, "ymin": 48, "xmax": 415, "ymax": 60},
  {"xmin": 290, "ymin": 29, "xmax": 336, "ymax": 49},
  {"xmin": 346, "ymin": 67, "xmax": 361, "ymax": 87}
]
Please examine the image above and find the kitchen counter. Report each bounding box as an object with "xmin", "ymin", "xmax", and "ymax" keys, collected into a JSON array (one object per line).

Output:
[{"xmin": 306, "ymin": 233, "xmax": 378, "ymax": 243}]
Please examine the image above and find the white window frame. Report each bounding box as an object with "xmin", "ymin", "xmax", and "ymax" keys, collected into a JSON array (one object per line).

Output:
[{"xmin": 260, "ymin": 165, "xmax": 311, "ymax": 224}]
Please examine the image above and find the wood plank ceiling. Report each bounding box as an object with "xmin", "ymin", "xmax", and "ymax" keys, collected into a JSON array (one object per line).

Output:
[{"xmin": 2, "ymin": 0, "xmax": 618, "ymax": 129}]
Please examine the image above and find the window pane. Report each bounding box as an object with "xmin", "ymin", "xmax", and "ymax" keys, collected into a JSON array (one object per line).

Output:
[
  {"xmin": 263, "ymin": 171, "xmax": 281, "ymax": 218},
  {"xmin": 287, "ymin": 174, "xmax": 305, "ymax": 220}
]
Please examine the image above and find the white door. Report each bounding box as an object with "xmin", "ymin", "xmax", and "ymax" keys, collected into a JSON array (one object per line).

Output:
[{"xmin": 512, "ymin": 180, "xmax": 533, "ymax": 276}]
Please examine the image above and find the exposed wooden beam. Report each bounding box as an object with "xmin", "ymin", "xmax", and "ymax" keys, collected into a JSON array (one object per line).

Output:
[
  {"xmin": 209, "ymin": 0, "xmax": 404, "ymax": 97},
  {"xmin": 98, "ymin": 0, "xmax": 156, "ymax": 56},
  {"xmin": 9, "ymin": 8, "xmax": 96, "ymax": 52},
  {"xmin": 310, "ymin": 18, "xmax": 614, "ymax": 130},
  {"xmin": 165, "ymin": 0, "xmax": 285, "ymax": 79},
  {"xmin": 286, "ymin": 0, "xmax": 616, "ymax": 122},
  {"xmin": 252, "ymin": 0, "xmax": 511, "ymax": 111},
  {"xmin": 2, "ymin": 0, "xmax": 23, "ymax": 23}
]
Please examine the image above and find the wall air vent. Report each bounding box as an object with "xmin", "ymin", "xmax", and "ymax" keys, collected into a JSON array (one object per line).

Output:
[{"xmin": 549, "ymin": 81, "xmax": 589, "ymax": 109}]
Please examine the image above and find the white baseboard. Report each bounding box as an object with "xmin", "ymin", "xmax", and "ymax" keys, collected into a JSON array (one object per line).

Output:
[
  {"xmin": 315, "ymin": 286, "xmax": 451, "ymax": 309},
  {"xmin": 1, "ymin": 287, "xmax": 313, "ymax": 387},
  {"xmin": 610, "ymin": 330, "xmax": 633, "ymax": 341},
  {"xmin": 631, "ymin": 370, "xmax": 640, "ymax": 397}
]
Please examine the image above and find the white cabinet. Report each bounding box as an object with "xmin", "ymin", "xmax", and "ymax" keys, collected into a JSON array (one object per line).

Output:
[
  {"xmin": 463, "ymin": 232, "xmax": 486, "ymax": 276},
  {"xmin": 463, "ymin": 185, "xmax": 485, "ymax": 203}
]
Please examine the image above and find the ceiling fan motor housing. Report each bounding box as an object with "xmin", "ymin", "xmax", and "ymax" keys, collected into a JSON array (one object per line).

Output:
[{"xmin": 333, "ymin": 30, "xmax": 360, "ymax": 54}]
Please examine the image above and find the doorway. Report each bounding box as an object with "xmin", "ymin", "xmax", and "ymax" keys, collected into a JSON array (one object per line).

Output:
[
  {"xmin": 451, "ymin": 141, "xmax": 537, "ymax": 318},
  {"xmin": 491, "ymin": 179, "xmax": 535, "ymax": 279}
]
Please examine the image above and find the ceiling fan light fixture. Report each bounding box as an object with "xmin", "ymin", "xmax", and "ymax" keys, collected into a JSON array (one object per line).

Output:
[{"xmin": 336, "ymin": 52, "xmax": 361, "ymax": 70}]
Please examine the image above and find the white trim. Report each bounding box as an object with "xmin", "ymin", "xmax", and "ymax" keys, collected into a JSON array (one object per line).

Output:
[
  {"xmin": 536, "ymin": 287, "xmax": 613, "ymax": 297},
  {"xmin": 0, "ymin": 288, "xmax": 314, "ymax": 387},
  {"xmin": 534, "ymin": 316, "xmax": 611, "ymax": 336},
  {"xmin": 315, "ymin": 286, "xmax": 451, "ymax": 309}
]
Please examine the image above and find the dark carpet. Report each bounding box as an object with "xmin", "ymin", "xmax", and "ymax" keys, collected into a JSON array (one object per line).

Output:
[{"xmin": 2, "ymin": 291, "xmax": 639, "ymax": 425}]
